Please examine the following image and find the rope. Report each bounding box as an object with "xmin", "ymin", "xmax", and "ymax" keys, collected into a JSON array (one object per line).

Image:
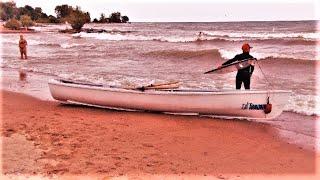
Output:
[
  {"xmin": 255, "ymin": 60, "xmax": 274, "ymax": 90},
  {"xmin": 255, "ymin": 60, "xmax": 274, "ymax": 117}
]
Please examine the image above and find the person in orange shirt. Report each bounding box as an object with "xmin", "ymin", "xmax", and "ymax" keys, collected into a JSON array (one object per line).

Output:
[{"xmin": 19, "ymin": 35, "xmax": 28, "ymax": 59}]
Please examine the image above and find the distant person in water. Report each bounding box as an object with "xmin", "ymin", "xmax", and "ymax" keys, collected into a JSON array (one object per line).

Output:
[
  {"xmin": 19, "ymin": 35, "xmax": 28, "ymax": 59},
  {"xmin": 197, "ymin": 31, "xmax": 204, "ymax": 41},
  {"xmin": 221, "ymin": 43, "xmax": 256, "ymax": 90}
]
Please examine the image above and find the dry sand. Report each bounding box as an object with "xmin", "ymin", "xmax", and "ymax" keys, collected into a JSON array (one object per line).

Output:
[{"xmin": 0, "ymin": 90, "xmax": 319, "ymax": 179}]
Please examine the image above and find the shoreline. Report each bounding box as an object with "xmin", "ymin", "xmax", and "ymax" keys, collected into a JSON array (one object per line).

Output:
[
  {"xmin": 1, "ymin": 68, "xmax": 319, "ymax": 152},
  {"xmin": 1, "ymin": 89, "xmax": 317, "ymax": 177},
  {"xmin": 0, "ymin": 24, "xmax": 37, "ymax": 34}
]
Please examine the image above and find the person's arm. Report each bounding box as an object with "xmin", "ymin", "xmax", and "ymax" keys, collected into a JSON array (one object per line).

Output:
[
  {"xmin": 222, "ymin": 55, "xmax": 238, "ymax": 66},
  {"xmin": 22, "ymin": 40, "xmax": 27, "ymax": 46}
]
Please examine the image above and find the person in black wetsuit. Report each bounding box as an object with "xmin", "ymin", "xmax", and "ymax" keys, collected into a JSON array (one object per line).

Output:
[{"xmin": 221, "ymin": 43, "xmax": 255, "ymax": 90}]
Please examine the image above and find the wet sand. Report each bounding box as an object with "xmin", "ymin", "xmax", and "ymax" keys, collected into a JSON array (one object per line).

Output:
[{"xmin": 0, "ymin": 90, "xmax": 318, "ymax": 179}]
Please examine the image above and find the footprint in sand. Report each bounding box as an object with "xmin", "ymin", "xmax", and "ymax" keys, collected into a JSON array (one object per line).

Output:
[
  {"xmin": 97, "ymin": 169, "xmax": 110, "ymax": 173},
  {"xmin": 112, "ymin": 156, "xmax": 121, "ymax": 160},
  {"xmin": 4, "ymin": 128, "xmax": 16, "ymax": 137},
  {"xmin": 25, "ymin": 135, "xmax": 36, "ymax": 141},
  {"xmin": 53, "ymin": 113, "xmax": 61, "ymax": 116},
  {"xmin": 146, "ymin": 163, "xmax": 153, "ymax": 167},
  {"xmin": 115, "ymin": 162, "xmax": 122, "ymax": 167},
  {"xmin": 112, "ymin": 137, "xmax": 119, "ymax": 141},
  {"xmin": 77, "ymin": 137, "xmax": 87, "ymax": 142},
  {"xmin": 18, "ymin": 123, "xmax": 27, "ymax": 130},
  {"xmin": 141, "ymin": 143, "xmax": 154, "ymax": 148},
  {"xmin": 85, "ymin": 161, "xmax": 94, "ymax": 166},
  {"xmin": 70, "ymin": 143, "xmax": 81, "ymax": 149},
  {"xmin": 110, "ymin": 148, "xmax": 118, "ymax": 152},
  {"xmin": 170, "ymin": 167, "xmax": 177, "ymax": 173}
]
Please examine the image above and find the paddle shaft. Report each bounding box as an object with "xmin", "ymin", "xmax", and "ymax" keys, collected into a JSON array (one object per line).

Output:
[
  {"xmin": 204, "ymin": 58, "xmax": 257, "ymax": 74},
  {"xmin": 136, "ymin": 81, "xmax": 180, "ymax": 91},
  {"xmin": 148, "ymin": 81, "xmax": 180, "ymax": 87}
]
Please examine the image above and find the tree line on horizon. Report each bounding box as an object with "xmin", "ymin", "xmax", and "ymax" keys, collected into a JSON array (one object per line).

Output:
[{"xmin": 0, "ymin": 2, "xmax": 130, "ymax": 31}]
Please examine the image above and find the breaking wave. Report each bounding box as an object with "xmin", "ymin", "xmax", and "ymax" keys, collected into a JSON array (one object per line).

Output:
[
  {"xmin": 285, "ymin": 94, "xmax": 320, "ymax": 117},
  {"xmin": 72, "ymin": 31, "xmax": 319, "ymax": 46},
  {"xmin": 144, "ymin": 48, "xmax": 314, "ymax": 61},
  {"xmin": 202, "ymin": 31, "xmax": 320, "ymax": 41},
  {"xmin": 72, "ymin": 32, "xmax": 198, "ymax": 42}
]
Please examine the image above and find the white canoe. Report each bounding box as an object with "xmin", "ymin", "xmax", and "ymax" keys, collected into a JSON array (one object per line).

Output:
[{"xmin": 48, "ymin": 79, "xmax": 291, "ymax": 120}]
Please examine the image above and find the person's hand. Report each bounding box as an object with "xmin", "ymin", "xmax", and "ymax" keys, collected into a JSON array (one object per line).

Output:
[{"xmin": 248, "ymin": 60, "xmax": 255, "ymax": 65}]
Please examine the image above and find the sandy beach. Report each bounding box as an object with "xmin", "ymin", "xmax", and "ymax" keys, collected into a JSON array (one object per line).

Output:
[{"xmin": 0, "ymin": 89, "xmax": 318, "ymax": 179}]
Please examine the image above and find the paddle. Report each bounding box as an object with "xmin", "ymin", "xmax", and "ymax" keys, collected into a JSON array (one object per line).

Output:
[
  {"xmin": 204, "ymin": 58, "xmax": 257, "ymax": 74},
  {"xmin": 134, "ymin": 81, "xmax": 180, "ymax": 91}
]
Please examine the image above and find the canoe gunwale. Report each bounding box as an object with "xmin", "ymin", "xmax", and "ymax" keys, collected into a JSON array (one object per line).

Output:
[{"xmin": 49, "ymin": 79, "xmax": 292, "ymax": 96}]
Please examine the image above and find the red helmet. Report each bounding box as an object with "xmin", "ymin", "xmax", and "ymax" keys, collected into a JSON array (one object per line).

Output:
[{"xmin": 242, "ymin": 43, "xmax": 252, "ymax": 52}]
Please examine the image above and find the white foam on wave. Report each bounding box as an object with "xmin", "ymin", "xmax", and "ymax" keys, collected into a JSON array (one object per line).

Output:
[
  {"xmin": 0, "ymin": 38, "xmax": 16, "ymax": 44},
  {"xmin": 72, "ymin": 31, "xmax": 320, "ymax": 44},
  {"xmin": 4, "ymin": 38, "xmax": 58, "ymax": 46},
  {"xmin": 72, "ymin": 32, "xmax": 198, "ymax": 43},
  {"xmin": 1, "ymin": 37, "xmax": 58, "ymax": 46},
  {"xmin": 60, "ymin": 43, "xmax": 81, "ymax": 49},
  {"xmin": 1, "ymin": 36, "xmax": 92, "ymax": 49},
  {"xmin": 73, "ymin": 32, "xmax": 153, "ymax": 41},
  {"xmin": 28, "ymin": 39, "xmax": 49, "ymax": 46},
  {"xmin": 73, "ymin": 32, "xmax": 241, "ymax": 43},
  {"xmin": 28, "ymin": 39, "xmax": 84, "ymax": 49},
  {"xmin": 32, "ymin": 24, "xmax": 72, "ymax": 32},
  {"xmin": 218, "ymin": 49, "xmax": 239, "ymax": 59},
  {"xmin": 218, "ymin": 48, "xmax": 314, "ymax": 60},
  {"xmin": 219, "ymin": 48, "xmax": 279, "ymax": 60},
  {"xmin": 285, "ymin": 94, "xmax": 320, "ymax": 116},
  {"xmin": 29, "ymin": 26, "xmax": 42, "ymax": 32},
  {"xmin": 203, "ymin": 31, "xmax": 320, "ymax": 40}
]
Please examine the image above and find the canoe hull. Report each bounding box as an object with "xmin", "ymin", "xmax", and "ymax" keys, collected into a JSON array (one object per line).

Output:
[{"xmin": 48, "ymin": 79, "xmax": 291, "ymax": 119}]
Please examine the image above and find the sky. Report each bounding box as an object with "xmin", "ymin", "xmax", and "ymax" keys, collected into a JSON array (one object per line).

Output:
[{"xmin": 8, "ymin": 0, "xmax": 320, "ymax": 22}]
